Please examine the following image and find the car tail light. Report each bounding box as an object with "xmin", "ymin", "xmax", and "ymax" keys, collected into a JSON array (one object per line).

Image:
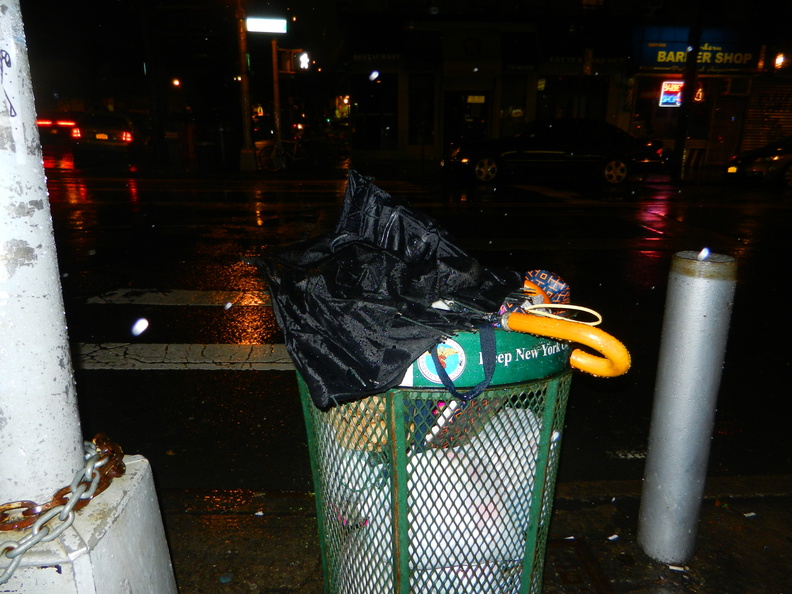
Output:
[
  {"xmin": 37, "ymin": 119, "xmax": 76, "ymax": 127},
  {"xmin": 121, "ymin": 131, "xmax": 133, "ymax": 143},
  {"xmin": 71, "ymin": 127, "xmax": 82, "ymax": 139}
]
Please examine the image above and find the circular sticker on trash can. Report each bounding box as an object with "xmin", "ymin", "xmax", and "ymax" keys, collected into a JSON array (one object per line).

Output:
[{"xmin": 416, "ymin": 338, "xmax": 466, "ymax": 384}]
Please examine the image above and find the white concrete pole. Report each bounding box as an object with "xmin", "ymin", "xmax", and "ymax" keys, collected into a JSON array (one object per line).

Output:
[
  {"xmin": 1, "ymin": 6, "xmax": 178, "ymax": 591},
  {"xmin": 0, "ymin": 0, "xmax": 84, "ymax": 504},
  {"xmin": 638, "ymin": 250, "xmax": 737, "ymax": 564}
]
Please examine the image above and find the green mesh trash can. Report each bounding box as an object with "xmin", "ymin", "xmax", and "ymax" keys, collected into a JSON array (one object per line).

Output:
[{"xmin": 299, "ymin": 328, "xmax": 573, "ymax": 594}]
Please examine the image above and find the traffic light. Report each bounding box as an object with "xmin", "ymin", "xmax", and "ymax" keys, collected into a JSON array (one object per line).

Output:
[
  {"xmin": 278, "ymin": 49, "xmax": 310, "ymax": 73},
  {"xmin": 298, "ymin": 52, "xmax": 310, "ymax": 70}
]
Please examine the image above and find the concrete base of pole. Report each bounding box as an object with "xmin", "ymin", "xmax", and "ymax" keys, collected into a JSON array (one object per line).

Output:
[{"xmin": 0, "ymin": 456, "xmax": 177, "ymax": 593}]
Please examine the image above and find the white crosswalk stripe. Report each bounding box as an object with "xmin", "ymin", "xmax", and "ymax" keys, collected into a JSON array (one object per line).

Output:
[
  {"xmin": 77, "ymin": 342, "xmax": 293, "ymax": 370},
  {"xmin": 77, "ymin": 289, "xmax": 293, "ymax": 370}
]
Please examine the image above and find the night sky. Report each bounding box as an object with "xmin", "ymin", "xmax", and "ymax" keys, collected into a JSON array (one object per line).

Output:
[{"xmin": 19, "ymin": 0, "xmax": 339, "ymax": 113}]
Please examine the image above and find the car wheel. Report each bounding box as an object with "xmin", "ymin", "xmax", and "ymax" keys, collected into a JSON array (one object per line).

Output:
[
  {"xmin": 603, "ymin": 158, "xmax": 629, "ymax": 184},
  {"xmin": 473, "ymin": 156, "xmax": 499, "ymax": 183},
  {"xmin": 258, "ymin": 144, "xmax": 285, "ymax": 172}
]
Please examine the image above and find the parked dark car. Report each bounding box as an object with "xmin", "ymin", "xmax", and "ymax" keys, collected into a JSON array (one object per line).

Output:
[
  {"xmin": 71, "ymin": 112, "xmax": 147, "ymax": 166},
  {"xmin": 725, "ymin": 137, "xmax": 792, "ymax": 188},
  {"xmin": 441, "ymin": 118, "xmax": 666, "ymax": 185}
]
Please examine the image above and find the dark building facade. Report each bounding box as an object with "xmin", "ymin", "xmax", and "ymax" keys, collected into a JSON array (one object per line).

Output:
[
  {"xmin": 334, "ymin": 1, "xmax": 792, "ymax": 171},
  {"xmin": 22, "ymin": 0, "xmax": 792, "ymax": 172}
]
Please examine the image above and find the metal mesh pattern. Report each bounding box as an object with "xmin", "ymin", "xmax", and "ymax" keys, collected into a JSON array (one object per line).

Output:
[{"xmin": 300, "ymin": 371, "xmax": 572, "ymax": 594}]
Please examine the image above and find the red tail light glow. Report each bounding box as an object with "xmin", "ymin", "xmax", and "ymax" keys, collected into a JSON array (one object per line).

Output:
[
  {"xmin": 121, "ymin": 131, "xmax": 133, "ymax": 143},
  {"xmin": 37, "ymin": 119, "xmax": 76, "ymax": 127},
  {"xmin": 71, "ymin": 127, "xmax": 82, "ymax": 139}
]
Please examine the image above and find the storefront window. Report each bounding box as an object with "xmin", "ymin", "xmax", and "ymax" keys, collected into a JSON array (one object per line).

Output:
[{"xmin": 633, "ymin": 77, "xmax": 714, "ymax": 141}]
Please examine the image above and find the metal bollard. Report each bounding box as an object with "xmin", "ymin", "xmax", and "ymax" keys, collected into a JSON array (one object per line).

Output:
[{"xmin": 638, "ymin": 249, "xmax": 737, "ymax": 565}]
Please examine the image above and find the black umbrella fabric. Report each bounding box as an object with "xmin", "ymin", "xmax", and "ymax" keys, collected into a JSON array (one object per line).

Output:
[{"xmin": 254, "ymin": 170, "xmax": 521, "ymax": 409}]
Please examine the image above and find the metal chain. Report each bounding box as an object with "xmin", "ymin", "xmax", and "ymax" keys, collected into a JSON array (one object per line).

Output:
[{"xmin": 0, "ymin": 434, "xmax": 125, "ymax": 585}]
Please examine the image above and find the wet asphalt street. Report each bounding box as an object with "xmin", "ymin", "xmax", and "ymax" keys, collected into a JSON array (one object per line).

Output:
[{"xmin": 44, "ymin": 160, "xmax": 792, "ymax": 496}]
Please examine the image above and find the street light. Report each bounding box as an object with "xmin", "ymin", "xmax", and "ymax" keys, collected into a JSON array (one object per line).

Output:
[
  {"xmin": 235, "ymin": 3, "xmax": 287, "ymax": 171},
  {"xmin": 245, "ymin": 17, "xmax": 289, "ymax": 150},
  {"xmin": 246, "ymin": 17, "xmax": 287, "ymax": 34}
]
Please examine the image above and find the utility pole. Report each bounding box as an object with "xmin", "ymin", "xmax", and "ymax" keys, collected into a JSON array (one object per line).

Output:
[
  {"xmin": 0, "ymin": 0, "xmax": 84, "ymax": 510},
  {"xmin": 271, "ymin": 38, "xmax": 283, "ymax": 146},
  {"xmin": 236, "ymin": 0, "xmax": 256, "ymax": 171},
  {"xmin": 0, "ymin": 3, "xmax": 176, "ymax": 590},
  {"xmin": 672, "ymin": 7, "xmax": 704, "ymax": 182}
]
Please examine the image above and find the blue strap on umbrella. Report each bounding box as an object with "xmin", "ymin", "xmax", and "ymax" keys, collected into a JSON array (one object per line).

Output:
[{"xmin": 430, "ymin": 324, "xmax": 496, "ymax": 402}]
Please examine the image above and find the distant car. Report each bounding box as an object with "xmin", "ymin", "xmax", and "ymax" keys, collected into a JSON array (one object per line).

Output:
[
  {"xmin": 725, "ymin": 137, "xmax": 792, "ymax": 188},
  {"xmin": 71, "ymin": 112, "xmax": 145, "ymax": 165},
  {"xmin": 36, "ymin": 112, "xmax": 79, "ymax": 144},
  {"xmin": 441, "ymin": 118, "xmax": 666, "ymax": 185}
]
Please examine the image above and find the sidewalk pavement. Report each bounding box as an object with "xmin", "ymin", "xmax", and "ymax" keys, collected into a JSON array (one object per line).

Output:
[{"xmin": 159, "ymin": 474, "xmax": 792, "ymax": 593}]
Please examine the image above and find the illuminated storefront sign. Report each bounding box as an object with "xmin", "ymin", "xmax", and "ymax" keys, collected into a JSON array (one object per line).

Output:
[
  {"xmin": 658, "ymin": 80, "xmax": 705, "ymax": 107},
  {"xmin": 659, "ymin": 80, "xmax": 684, "ymax": 107},
  {"xmin": 635, "ymin": 27, "xmax": 760, "ymax": 73}
]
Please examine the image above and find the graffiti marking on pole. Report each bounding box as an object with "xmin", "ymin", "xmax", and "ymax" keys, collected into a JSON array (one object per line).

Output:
[{"xmin": 0, "ymin": 49, "xmax": 16, "ymax": 118}]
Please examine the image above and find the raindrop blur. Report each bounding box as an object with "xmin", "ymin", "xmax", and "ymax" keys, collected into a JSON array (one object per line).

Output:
[{"xmin": 131, "ymin": 318, "xmax": 149, "ymax": 336}]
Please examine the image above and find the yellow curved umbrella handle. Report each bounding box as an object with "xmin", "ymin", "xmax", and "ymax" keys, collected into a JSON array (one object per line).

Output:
[{"xmin": 501, "ymin": 311, "xmax": 631, "ymax": 377}]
